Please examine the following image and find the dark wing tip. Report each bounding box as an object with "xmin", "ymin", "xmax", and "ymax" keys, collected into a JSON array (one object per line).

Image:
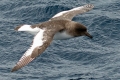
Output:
[
  {"xmin": 14, "ymin": 26, "xmax": 20, "ymax": 31},
  {"xmin": 11, "ymin": 66, "xmax": 19, "ymax": 72},
  {"xmin": 14, "ymin": 25, "xmax": 23, "ymax": 31},
  {"xmin": 11, "ymin": 55, "xmax": 35, "ymax": 72}
]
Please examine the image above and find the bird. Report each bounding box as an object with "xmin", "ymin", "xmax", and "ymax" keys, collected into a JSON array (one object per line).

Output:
[{"xmin": 11, "ymin": 4, "xmax": 94, "ymax": 72}]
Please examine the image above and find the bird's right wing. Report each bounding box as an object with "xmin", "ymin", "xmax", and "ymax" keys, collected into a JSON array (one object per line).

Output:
[{"xmin": 11, "ymin": 28, "xmax": 55, "ymax": 72}]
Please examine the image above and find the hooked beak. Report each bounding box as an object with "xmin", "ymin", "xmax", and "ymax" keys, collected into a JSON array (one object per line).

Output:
[{"xmin": 85, "ymin": 32, "xmax": 93, "ymax": 39}]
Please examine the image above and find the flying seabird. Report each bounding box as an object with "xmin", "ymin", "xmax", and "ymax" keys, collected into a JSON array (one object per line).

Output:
[{"xmin": 11, "ymin": 4, "xmax": 94, "ymax": 72}]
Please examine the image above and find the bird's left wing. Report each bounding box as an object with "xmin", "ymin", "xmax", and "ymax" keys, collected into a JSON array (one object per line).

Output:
[
  {"xmin": 50, "ymin": 4, "xmax": 94, "ymax": 21},
  {"xmin": 11, "ymin": 29, "xmax": 54, "ymax": 72}
]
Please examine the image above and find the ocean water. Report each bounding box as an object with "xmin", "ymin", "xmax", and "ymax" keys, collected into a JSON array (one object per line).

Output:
[{"xmin": 0, "ymin": 0, "xmax": 120, "ymax": 80}]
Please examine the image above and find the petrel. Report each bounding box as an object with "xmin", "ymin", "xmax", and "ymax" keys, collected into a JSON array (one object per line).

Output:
[{"xmin": 11, "ymin": 4, "xmax": 94, "ymax": 72}]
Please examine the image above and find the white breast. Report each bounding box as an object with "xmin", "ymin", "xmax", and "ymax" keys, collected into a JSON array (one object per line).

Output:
[{"xmin": 53, "ymin": 31, "xmax": 73, "ymax": 40}]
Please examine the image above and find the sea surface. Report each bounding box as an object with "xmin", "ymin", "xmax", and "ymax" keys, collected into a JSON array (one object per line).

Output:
[{"xmin": 0, "ymin": 0, "xmax": 120, "ymax": 80}]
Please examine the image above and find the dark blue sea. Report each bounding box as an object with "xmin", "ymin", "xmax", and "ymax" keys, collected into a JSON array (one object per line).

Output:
[{"xmin": 0, "ymin": 0, "xmax": 120, "ymax": 80}]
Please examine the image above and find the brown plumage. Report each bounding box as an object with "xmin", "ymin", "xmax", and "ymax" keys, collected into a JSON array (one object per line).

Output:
[{"xmin": 12, "ymin": 4, "xmax": 94, "ymax": 72}]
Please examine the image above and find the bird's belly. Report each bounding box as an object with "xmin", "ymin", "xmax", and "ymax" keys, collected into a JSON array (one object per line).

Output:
[
  {"xmin": 28, "ymin": 31, "xmax": 39, "ymax": 35},
  {"xmin": 27, "ymin": 30, "xmax": 73, "ymax": 40},
  {"xmin": 53, "ymin": 31, "xmax": 73, "ymax": 40}
]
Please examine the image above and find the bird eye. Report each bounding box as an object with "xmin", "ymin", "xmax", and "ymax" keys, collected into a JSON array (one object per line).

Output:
[
  {"xmin": 81, "ymin": 28, "xmax": 87, "ymax": 32},
  {"xmin": 76, "ymin": 28, "xmax": 87, "ymax": 32}
]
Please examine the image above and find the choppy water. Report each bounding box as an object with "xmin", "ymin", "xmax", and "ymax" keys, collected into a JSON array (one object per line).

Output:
[{"xmin": 0, "ymin": 0, "xmax": 120, "ymax": 80}]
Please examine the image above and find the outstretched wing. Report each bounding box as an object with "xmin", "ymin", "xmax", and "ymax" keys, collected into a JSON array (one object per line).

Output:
[
  {"xmin": 11, "ymin": 29, "xmax": 54, "ymax": 72},
  {"xmin": 50, "ymin": 4, "xmax": 94, "ymax": 21}
]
